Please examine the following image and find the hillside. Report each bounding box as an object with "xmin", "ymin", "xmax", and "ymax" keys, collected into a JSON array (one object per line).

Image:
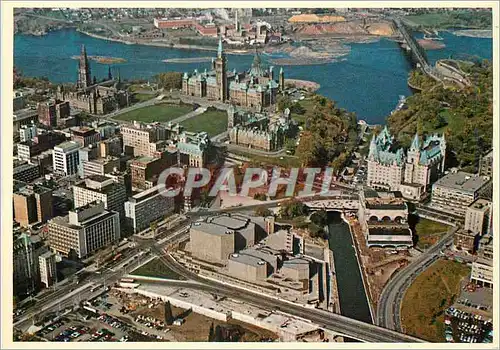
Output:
[{"xmin": 387, "ymin": 60, "xmax": 492, "ymax": 171}]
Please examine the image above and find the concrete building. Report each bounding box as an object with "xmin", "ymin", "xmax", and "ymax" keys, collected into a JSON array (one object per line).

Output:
[
  {"xmin": 358, "ymin": 189, "xmax": 413, "ymax": 248},
  {"xmin": 13, "ymin": 233, "xmax": 47, "ymax": 296},
  {"xmin": 82, "ymin": 156, "xmax": 120, "ymax": 178},
  {"xmin": 47, "ymin": 201, "xmax": 120, "ymax": 258},
  {"xmin": 13, "ymin": 90, "xmax": 27, "ymax": 111},
  {"xmin": 124, "ymin": 185, "xmax": 175, "ymax": 233},
  {"xmin": 367, "ymin": 127, "xmax": 446, "ymax": 200},
  {"xmin": 13, "ymin": 162, "xmax": 41, "ymax": 183},
  {"xmin": 479, "ymin": 150, "xmax": 493, "ymax": 177},
  {"xmin": 207, "ymin": 214, "xmax": 256, "ymax": 251},
  {"xmin": 71, "ymin": 126, "xmax": 101, "ymax": 147},
  {"xmin": 281, "ymin": 258, "xmax": 310, "ymax": 281},
  {"xmin": 121, "ymin": 123, "xmax": 158, "ymax": 157},
  {"xmin": 17, "ymin": 131, "xmax": 67, "ymax": 161},
  {"xmin": 99, "ymin": 136, "xmax": 122, "ymax": 157},
  {"xmin": 73, "ymin": 175, "xmax": 127, "ymax": 220},
  {"xmin": 470, "ymin": 235, "xmax": 493, "ymax": 288},
  {"xmin": 53, "ymin": 141, "xmax": 81, "ymax": 176},
  {"xmin": 227, "ymin": 253, "xmax": 269, "ymax": 281},
  {"xmin": 130, "ymin": 150, "xmax": 178, "ymax": 190},
  {"xmin": 13, "ymin": 182, "xmax": 53, "ymax": 227},
  {"xmin": 464, "ymin": 198, "xmax": 492, "ymax": 235},
  {"xmin": 189, "ymin": 222, "xmax": 235, "ymax": 264},
  {"xmin": 19, "ymin": 122, "xmax": 37, "ymax": 142},
  {"xmin": 430, "ymin": 171, "xmax": 491, "ymax": 216},
  {"xmin": 263, "ymin": 229, "xmax": 294, "ymax": 253},
  {"xmin": 39, "ymin": 251, "xmax": 57, "ymax": 288}
]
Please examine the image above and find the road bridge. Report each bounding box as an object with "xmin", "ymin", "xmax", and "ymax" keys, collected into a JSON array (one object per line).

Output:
[{"xmin": 392, "ymin": 18, "xmax": 443, "ymax": 82}]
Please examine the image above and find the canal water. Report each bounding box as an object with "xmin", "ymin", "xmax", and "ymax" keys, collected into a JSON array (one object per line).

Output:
[
  {"xmin": 327, "ymin": 211, "xmax": 372, "ymax": 324},
  {"xmin": 14, "ymin": 28, "xmax": 492, "ymax": 125}
]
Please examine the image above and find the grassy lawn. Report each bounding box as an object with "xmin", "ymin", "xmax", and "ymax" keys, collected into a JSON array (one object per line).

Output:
[
  {"xmin": 401, "ymin": 259, "xmax": 470, "ymax": 342},
  {"xmin": 415, "ymin": 218, "xmax": 450, "ymax": 250},
  {"xmin": 405, "ymin": 13, "xmax": 451, "ymax": 27},
  {"xmin": 130, "ymin": 257, "xmax": 184, "ymax": 280},
  {"xmin": 181, "ymin": 109, "xmax": 228, "ymax": 137},
  {"xmin": 114, "ymin": 103, "xmax": 192, "ymax": 123},
  {"xmin": 132, "ymin": 93, "xmax": 156, "ymax": 102}
]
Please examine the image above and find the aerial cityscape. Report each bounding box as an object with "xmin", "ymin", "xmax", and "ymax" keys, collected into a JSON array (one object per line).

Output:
[{"xmin": 6, "ymin": 4, "xmax": 496, "ymax": 345}]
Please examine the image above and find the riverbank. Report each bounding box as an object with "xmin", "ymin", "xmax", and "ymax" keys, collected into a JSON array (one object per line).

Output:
[
  {"xmin": 78, "ymin": 29, "xmax": 255, "ymax": 55},
  {"xmin": 451, "ymin": 29, "xmax": 492, "ymax": 39},
  {"xmin": 285, "ymin": 79, "xmax": 320, "ymax": 92}
]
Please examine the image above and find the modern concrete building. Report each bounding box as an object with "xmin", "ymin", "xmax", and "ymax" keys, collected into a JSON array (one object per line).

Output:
[
  {"xmin": 367, "ymin": 127, "xmax": 446, "ymax": 200},
  {"xmin": 13, "ymin": 233, "xmax": 47, "ymax": 296},
  {"xmin": 227, "ymin": 253, "xmax": 269, "ymax": 281},
  {"xmin": 470, "ymin": 235, "xmax": 493, "ymax": 288},
  {"xmin": 189, "ymin": 222, "xmax": 235, "ymax": 264},
  {"xmin": 464, "ymin": 198, "xmax": 492, "ymax": 235},
  {"xmin": 47, "ymin": 201, "xmax": 120, "ymax": 258},
  {"xmin": 53, "ymin": 141, "xmax": 81, "ymax": 176},
  {"xmin": 281, "ymin": 258, "xmax": 310, "ymax": 281},
  {"xmin": 358, "ymin": 189, "xmax": 413, "ymax": 248},
  {"xmin": 77, "ymin": 145, "xmax": 99, "ymax": 178},
  {"xmin": 479, "ymin": 150, "xmax": 493, "ymax": 177},
  {"xmin": 13, "ymin": 182, "xmax": 53, "ymax": 227},
  {"xmin": 73, "ymin": 175, "xmax": 127, "ymax": 220},
  {"xmin": 207, "ymin": 214, "xmax": 256, "ymax": 251},
  {"xmin": 124, "ymin": 185, "xmax": 175, "ymax": 233},
  {"xmin": 121, "ymin": 123, "xmax": 158, "ymax": 157},
  {"xmin": 17, "ymin": 131, "xmax": 67, "ymax": 161},
  {"xmin": 39, "ymin": 250, "xmax": 57, "ymax": 288},
  {"xmin": 430, "ymin": 171, "xmax": 491, "ymax": 216},
  {"xmin": 82, "ymin": 156, "xmax": 120, "ymax": 178},
  {"xmin": 19, "ymin": 122, "xmax": 37, "ymax": 142},
  {"xmin": 37, "ymin": 99, "xmax": 70, "ymax": 127}
]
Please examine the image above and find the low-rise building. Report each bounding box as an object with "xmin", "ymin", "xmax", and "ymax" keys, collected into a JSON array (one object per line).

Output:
[
  {"xmin": 358, "ymin": 189, "xmax": 412, "ymax": 248},
  {"xmin": 470, "ymin": 235, "xmax": 493, "ymax": 288},
  {"xmin": 71, "ymin": 126, "xmax": 101, "ymax": 147},
  {"xmin": 124, "ymin": 185, "xmax": 175, "ymax": 233},
  {"xmin": 82, "ymin": 156, "xmax": 120, "ymax": 178},
  {"xmin": 227, "ymin": 253, "xmax": 269, "ymax": 281},
  {"xmin": 189, "ymin": 222, "xmax": 235, "ymax": 264},
  {"xmin": 430, "ymin": 171, "xmax": 491, "ymax": 216},
  {"xmin": 13, "ymin": 162, "xmax": 41, "ymax": 183},
  {"xmin": 464, "ymin": 198, "xmax": 492, "ymax": 235},
  {"xmin": 47, "ymin": 201, "xmax": 120, "ymax": 258},
  {"xmin": 17, "ymin": 131, "xmax": 67, "ymax": 161}
]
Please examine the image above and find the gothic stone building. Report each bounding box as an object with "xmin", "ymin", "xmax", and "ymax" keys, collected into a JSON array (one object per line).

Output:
[
  {"xmin": 367, "ymin": 126, "xmax": 446, "ymax": 200},
  {"xmin": 228, "ymin": 105, "xmax": 295, "ymax": 152},
  {"xmin": 56, "ymin": 45, "xmax": 130, "ymax": 115},
  {"xmin": 182, "ymin": 37, "xmax": 285, "ymax": 110}
]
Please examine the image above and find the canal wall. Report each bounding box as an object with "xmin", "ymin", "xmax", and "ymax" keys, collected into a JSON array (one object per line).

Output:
[{"xmin": 344, "ymin": 215, "xmax": 375, "ymax": 324}]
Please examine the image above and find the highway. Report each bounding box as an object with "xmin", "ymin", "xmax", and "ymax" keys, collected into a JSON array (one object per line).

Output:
[
  {"xmin": 146, "ymin": 245, "xmax": 424, "ymax": 343},
  {"xmin": 377, "ymin": 229, "xmax": 455, "ymax": 331}
]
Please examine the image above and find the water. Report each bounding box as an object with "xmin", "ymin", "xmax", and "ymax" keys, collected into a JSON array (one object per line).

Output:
[
  {"xmin": 14, "ymin": 29, "xmax": 492, "ymax": 124},
  {"xmin": 327, "ymin": 211, "xmax": 372, "ymax": 324}
]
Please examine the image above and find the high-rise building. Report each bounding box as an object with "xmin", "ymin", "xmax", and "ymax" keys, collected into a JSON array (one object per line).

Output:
[
  {"xmin": 121, "ymin": 124, "xmax": 158, "ymax": 157},
  {"xmin": 73, "ymin": 175, "xmax": 127, "ymax": 220},
  {"xmin": 47, "ymin": 201, "xmax": 120, "ymax": 258},
  {"xmin": 13, "ymin": 162, "xmax": 41, "ymax": 183},
  {"xmin": 13, "ymin": 182, "xmax": 53, "ymax": 227},
  {"xmin": 470, "ymin": 234, "xmax": 493, "ymax": 288},
  {"xmin": 367, "ymin": 128, "xmax": 446, "ymax": 200},
  {"xmin": 13, "ymin": 233, "xmax": 47, "ymax": 296},
  {"xmin": 53, "ymin": 141, "xmax": 81, "ymax": 176},
  {"xmin": 464, "ymin": 199, "xmax": 492, "ymax": 235},
  {"xmin": 39, "ymin": 251, "xmax": 57, "ymax": 288}
]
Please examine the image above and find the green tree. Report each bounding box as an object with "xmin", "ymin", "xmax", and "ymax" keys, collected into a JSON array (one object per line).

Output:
[
  {"xmin": 254, "ymin": 206, "xmax": 272, "ymax": 217},
  {"xmin": 155, "ymin": 72, "xmax": 182, "ymax": 90}
]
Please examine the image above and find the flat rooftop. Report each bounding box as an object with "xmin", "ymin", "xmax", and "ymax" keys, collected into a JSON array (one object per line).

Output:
[
  {"xmin": 191, "ymin": 222, "xmax": 234, "ymax": 236},
  {"xmin": 433, "ymin": 171, "xmax": 490, "ymax": 193},
  {"xmin": 54, "ymin": 141, "xmax": 80, "ymax": 152},
  {"xmin": 368, "ymin": 227, "xmax": 412, "ymax": 236},
  {"xmin": 468, "ymin": 198, "xmax": 491, "ymax": 212},
  {"xmin": 229, "ymin": 253, "xmax": 266, "ymax": 267},
  {"xmin": 208, "ymin": 215, "xmax": 250, "ymax": 230}
]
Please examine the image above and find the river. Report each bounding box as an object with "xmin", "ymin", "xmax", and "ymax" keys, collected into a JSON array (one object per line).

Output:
[
  {"xmin": 14, "ymin": 29, "xmax": 491, "ymax": 125},
  {"xmin": 327, "ymin": 211, "xmax": 372, "ymax": 324}
]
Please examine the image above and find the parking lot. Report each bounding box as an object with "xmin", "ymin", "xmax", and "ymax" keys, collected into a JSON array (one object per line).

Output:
[{"xmin": 444, "ymin": 307, "xmax": 493, "ymax": 343}]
